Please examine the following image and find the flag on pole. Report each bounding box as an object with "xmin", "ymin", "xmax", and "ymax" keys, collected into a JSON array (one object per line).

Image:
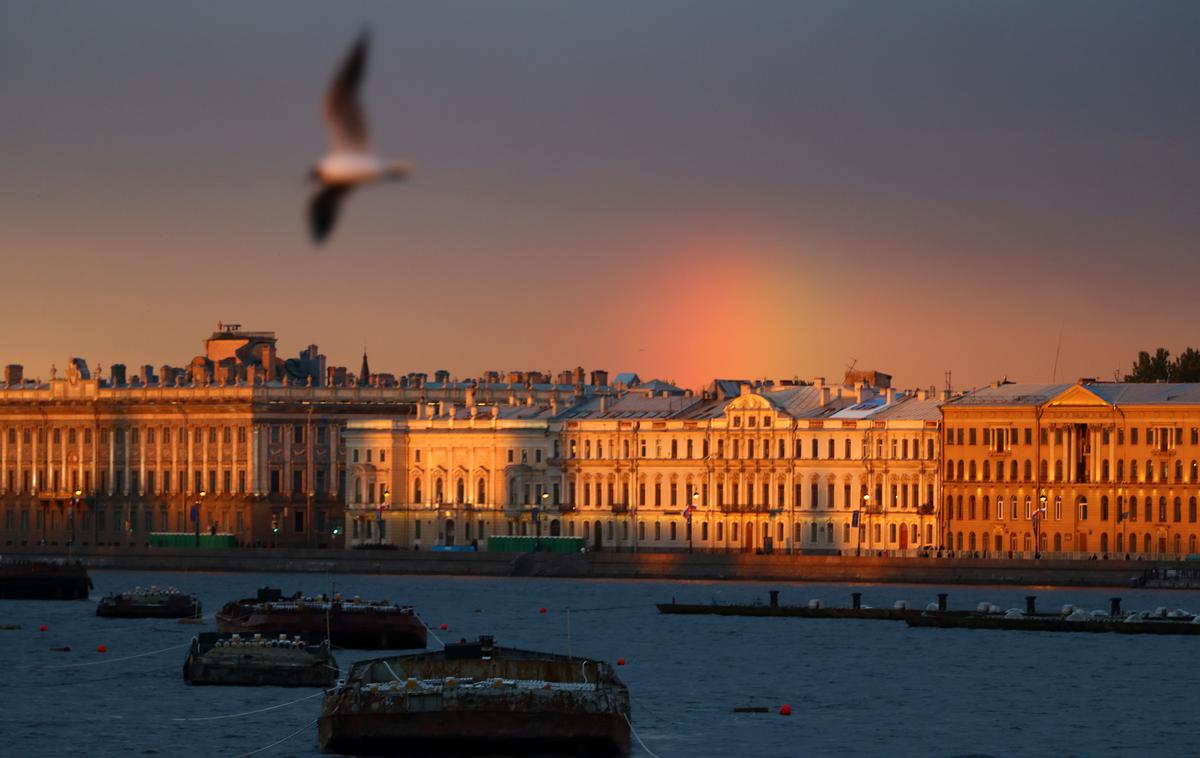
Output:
[{"xmin": 682, "ymin": 502, "xmax": 696, "ymax": 522}]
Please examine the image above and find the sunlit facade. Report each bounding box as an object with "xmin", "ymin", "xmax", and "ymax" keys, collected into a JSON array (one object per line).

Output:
[
  {"xmin": 346, "ymin": 377, "xmax": 945, "ymax": 554},
  {"xmin": 942, "ymin": 381, "xmax": 1200, "ymax": 558}
]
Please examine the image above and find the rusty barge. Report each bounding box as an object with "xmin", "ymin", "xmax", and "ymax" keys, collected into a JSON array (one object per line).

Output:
[
  {"xmin": 216, "ymin": 588, "xmax": 426, "ymax": 650},
  {"xmin": 97, "ymin": 585, "xmax": 201, "ymax": 618},
  {"xmin": 318, "ymin": 636, "xmax": 631, "ymax": 755},
  {"xmin": 183, "ymin": 632, "xmax": 338, "ymax": 687},
  {"xmin": 0, "ymin": 559, "xmax": 91, "ymax": 600}
]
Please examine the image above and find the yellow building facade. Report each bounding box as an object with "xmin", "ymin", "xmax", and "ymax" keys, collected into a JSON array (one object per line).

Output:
[
  {"xmin": 345, "ymin": 379, "xmax": 944, "ymax": 554},
  {"xmin": 942, "ymin": 382, "xmax": 1200, "ymax": 558}
]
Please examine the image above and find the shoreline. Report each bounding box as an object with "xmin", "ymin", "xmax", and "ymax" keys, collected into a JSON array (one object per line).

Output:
[{"xmin": 3, "ymin": 545, "xmax": 1191, "ymax": 589}]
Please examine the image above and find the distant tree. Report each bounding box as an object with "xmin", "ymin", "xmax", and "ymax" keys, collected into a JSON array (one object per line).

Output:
[
  {"xmin": 1125, "ymin": 348, "xmax": 1173, "ymax": 383},
  {"xmin": 1175, "ymin": 348, "xmax": 1200, "ymax": 382}
]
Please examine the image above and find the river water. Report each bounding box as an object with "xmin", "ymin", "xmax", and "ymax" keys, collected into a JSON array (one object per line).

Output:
[{"xmin": 2, "ymin": 570, "xmax": 1198, "ymax": 757}]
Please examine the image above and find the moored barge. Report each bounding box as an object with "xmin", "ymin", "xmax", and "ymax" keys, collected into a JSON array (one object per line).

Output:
[
  {"xmin": 0, "ymin": 560, "xmax": 91, "ymax": 600},
  {"xmin": 906, "ymin": 595, "xmax": 1200, "ymax": 635},
  {"xmin": 216, "ymin": 588, "xmax": 426, "ymax": 650},
  {"xmin": 183, "ymin": 632, "xmax": 338, "ymax": 687},
  {"xmin": 97, "ymin": 585, "xmax": 201, "ymax": 618},
  {"xmin": 658, "ymin": 590, "xmax": 911, "ymax": 620},
  {"xmin": 318, "ymin": 636, "xmax": 631, "ymax": 755}
]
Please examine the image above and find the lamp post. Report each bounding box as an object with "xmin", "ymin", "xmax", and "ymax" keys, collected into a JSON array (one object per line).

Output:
[
  {"xmin": 688, "ymin": 491, "xmax": 698, "ymax": 553},
  {"xmin": 536, "ymin": 491, "xmax": 549, "ymax": 550},
  {"xmin": 1079, "ymin": 495, "xmax": 1088, "ymax": 558},
  {"xmin": 193, "ymin": 490, "xmax": 206, "ymax": 548},
  {"xmin": 69, "ymin": 489, "xmax": 81, "ymax": 549},
  {"xmin": 1034, "ymin": 491, "xmax": 1047, "ymax": 558},
  {"xmin": 859, "ymin": 493, "xmax": 870, "ymax": 556},
  {"xmin": 378, "ymin": 489, "xmax": 389, "ymax": 547}
]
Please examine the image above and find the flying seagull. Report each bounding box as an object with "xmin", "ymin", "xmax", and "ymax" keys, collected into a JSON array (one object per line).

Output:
[{"xmin": 307, "ymin": 31, "xmax": 410, "ymax": 244}]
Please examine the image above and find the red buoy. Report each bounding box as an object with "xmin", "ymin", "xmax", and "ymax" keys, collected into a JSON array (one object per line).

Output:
[
  {"xmin": 779, "ymin": 704, "xmax": 792, "ymax": 716},
  {"xmin": 616, "ymin": 658, "xmax": 626, "ymax": 666},
  {"xmin": 539, "ymin": 607, "xmax": 547, "ymax": 614},
  {"xmin": 38, "ymin": 625, "xmax": 48, "ymax": 632},
  {"xmin": 439, "ymin": 623, "xmax": 448, "ymax": 631},
  {"xmin": 96, "ymin": 644, "xmax": 107, "ymax": 653}
]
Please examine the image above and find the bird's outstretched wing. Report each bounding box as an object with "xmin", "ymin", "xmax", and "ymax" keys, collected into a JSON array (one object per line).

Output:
[
  {"xmin": 308, "ymin": 184, "xmax": 354, "ymax": 244},
  {"xmin": 323, "ymin": 31, "xmax": 370, "ymax": 151}
]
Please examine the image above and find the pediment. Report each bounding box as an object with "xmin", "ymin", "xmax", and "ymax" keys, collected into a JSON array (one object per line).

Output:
[{"xmin": 1047, "ymin": 384, "xmax": 1110, "ymax": 407}]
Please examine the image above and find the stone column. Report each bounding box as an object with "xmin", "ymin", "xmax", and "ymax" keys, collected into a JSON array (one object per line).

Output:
[
  {"xmin": 31, "ymin": 426, "xmax": 38, "ymax": 492},
  {"xmin": 231, "ymin": 423, "xmax": 239, "ymax": 494},
  {"xmin": 122, "ymin": 426, "xmax": 131, "ymax": 495},
  {"xmin": 16, "ymin": 427, "xmax": 23, "ymax": 493},
  {"xmin": 216, "ymin": 424, "xmax": 224, "ymax": 494},
  {"xmin": 250, "ymin": 424, "xmax": 260, "ymax": 496},
  {"xmin": 1, "ymin": 424, "xmax": 7, "ymax": 492},
  {"xmin": 138, "ymin": 427, "xmax": 146, "ymax": 495},
  {"xmin": 202, "ymin": 427, "xmax": 209, "ymax": 494},
  {"xmin": 78, "ymin": 427, "xmax": 85, "ymax": 494},
  {"xmin": 107, "ymin": 428, "xmax": 115, "ymax": 495},
  {"xmin": 186, "ymin": 425, "xmax": 194, "ymax": 494},
  {"xmin": 154, "ymin": 426, "xmax": 162, "ymax": 494}
]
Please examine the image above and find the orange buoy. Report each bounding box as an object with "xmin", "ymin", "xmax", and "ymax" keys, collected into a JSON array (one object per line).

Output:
[
  {"xmin": 38, "ymin": 625, "xmax": 48, "ymax": 632},
  {"xmin": 439, "ymin": 623, "xmax": 448, "ymax": 631},
  {"xmin": 96, "ymin": 644, "xmax": 107, "ymax": 653},
  {"xmin": 616, "ymin": 658, "xmax": 625, "ymax": 666},
  {"xmin": 779, "ymin": 704, "xmax": 792, "ymax": 716}
]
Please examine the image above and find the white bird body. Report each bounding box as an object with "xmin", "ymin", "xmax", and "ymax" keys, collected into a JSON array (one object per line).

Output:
[
  {"xmin": 307, "ymin": 32, "xmax": 409, "ymax": 243},
  {"xmin": 316, "ymin": 152, "xmax": 408, "ymax": 185}
]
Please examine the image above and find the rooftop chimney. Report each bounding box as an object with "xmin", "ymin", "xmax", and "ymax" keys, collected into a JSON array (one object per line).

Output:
[{"xmin": 5, "ymin": 364, "xmax": 23, "ymax": 386}]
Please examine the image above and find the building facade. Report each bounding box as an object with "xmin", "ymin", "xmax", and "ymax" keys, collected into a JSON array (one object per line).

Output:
[
  {"xmin": 0, "ymin": 325, "xmax": 613, "ymax": 550},
  {"xmin": 942, "ymin": 381, "xmax": 1200, "ymax": 558},
  {"xmin": 344, "ymin": 376, "xmax": 945, "ymax": 555}
]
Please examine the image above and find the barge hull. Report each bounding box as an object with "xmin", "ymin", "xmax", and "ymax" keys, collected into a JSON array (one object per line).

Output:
[{"xmin": 318, "ymin": 710, "xmax": 629, "ymax": 755}]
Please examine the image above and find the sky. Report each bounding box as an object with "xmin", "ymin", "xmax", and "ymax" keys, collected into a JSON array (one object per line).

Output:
[{"xmin": 2, "ymin": 1, "xmax": 1198, "ymax": 391}]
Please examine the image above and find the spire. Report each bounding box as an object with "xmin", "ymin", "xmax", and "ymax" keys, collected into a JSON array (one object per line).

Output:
[{"xmin": 358, "ymin": 347, "xmax": 370, "ymax": 386}]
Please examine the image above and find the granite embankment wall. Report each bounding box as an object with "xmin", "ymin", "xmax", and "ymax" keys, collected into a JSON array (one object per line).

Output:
[{"xmin": 1, "ymin": 545, "xmax": 1178, "ymax": 587}]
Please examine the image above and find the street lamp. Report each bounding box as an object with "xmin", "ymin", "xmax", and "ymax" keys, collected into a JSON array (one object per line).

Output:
[
  {"xmin": 378, "ymin": 490, "xmax": 390, "ymax": 547},
  {"xmin": 1035, "ymin": 492, "xmax": 1048, "ymax": 558},
  {"xmin": 69, "ymin": 489, "xmax": 81, "ymax": 549},
  {"xmin": 859, "ymin": 493, "xmax": 870, "ymax": 556},
  {"xmin": 193, "ymin": 489, "xmax": 206, "ymax": 548},
  {"xmin": 688, "ymin": 491, "xmax": 699, "ymax": 553}
]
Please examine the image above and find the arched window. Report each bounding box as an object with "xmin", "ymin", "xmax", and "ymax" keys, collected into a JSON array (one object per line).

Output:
[
  {"xmin": 1190, "ymin": 497, "xmax": 1197, "ymax": 523},
  {"xmin": 1053, "ymin": 533, "xmax": 1062, "ymax": 553},
  {"xmin": 413, "ymin": 478, "xmax": 422, "ymax": 503},
  {"xmin": 927, "ymin": 439, "xmax": 935, "ymax": 459},
  {"xmin": 1040, "ymin": 459, "xmax": 1048, "ymax": 480},
  {"xmin": 1144, "ymin": 534, "xmax": 1152, "ymax": 554},
  {"xmin": 969, "ymin": 461, "xmax": 977, "ymax": 481},
  {"xmin": 982, "ymin": 461, "xmax": 991, "ymax": 480},
  {"xmin": 946, "ymin": 460, "xmax": 954, "ymax": 481},
  {"xmin": 1175, "ymin": 460, "xmax": 1183, "ymax": 483},
  {"xmin": 1010, "ymin": 460, "xmax": 1018, "ymax": 481},
  {"xmin": 1173, "ymin": 534, "xmax": 1182, "ymax": 556},
  {"xmin": 1023, "ymin": 459, "xmax": 1032, "ymax": 481},
  {"xmin": 508, "ymin": 479, "xmax": 517, "ymax": 505},
  {"xmin": 1131, "ymin": 460, "xmax": 1139, "ymax": 481},
  {"xmin": 1192, "ymin": 461, "xmax": 1199, "ymax": 483},
  {"xmin": 746, "ymin": 441, "xmax": 754, "ymax": 459},
  {"xmin": 1100, "ymin": 533, "xmax": 1109, "ymax": 554},
  {"xmin": 968, "ymin": 496, "xmax": 977, "ymax": 520},
  {"xmin": 981, "ymin": 496, "xmax": 990, "ymax": 520},
  {"xmin": 1100, "ymin": 495, "xmax": 1109, "ymax": 521},
  {"xmin": 1191, "ymin": 535, "xmax": 1198, "ymax": 555},
  {"xmin": 477, "ymin": 478, "xmax": 486, "ymax": 503},
  {"xmin": 456, "ymin": 478, "xmax": 465, "ymax": 503},
  {"xmin": 1054, "ymin": 460, "xmax": 1063, "ymax": 481},
  {"xmin": 1174, "ymin": 497, "xmax": 1182, "ymax": 522},
  {"xmin": 1101, "ymin": 460, "xmax": 1110, "ymax": 482},
  {"xmin": 435, "ymin": 478, "xmax": 445, "ymax": 503},
  {"xmin": 1159, "ymin": 497, "xmax": 1168, "ymax": 522}
]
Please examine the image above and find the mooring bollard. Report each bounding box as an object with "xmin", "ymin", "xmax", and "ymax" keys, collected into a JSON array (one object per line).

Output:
[
  {"xmin": 769, "ymin": 590, "xmax": 779, "ymax": 608},
  {"xmin": 1026, "ymin": 596, "xmax": 1037, "ymax": 615},
  {"xmin": 937, "ymin": 593, "xmax": 948, "ymax": 612},
  {"xmin": 1110, "ymin": 597, "xmax": 1122, "ymax": 617},
  {"xmin": 851, "ymin": 592, "xmax": 862, "ymax": 610}
]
